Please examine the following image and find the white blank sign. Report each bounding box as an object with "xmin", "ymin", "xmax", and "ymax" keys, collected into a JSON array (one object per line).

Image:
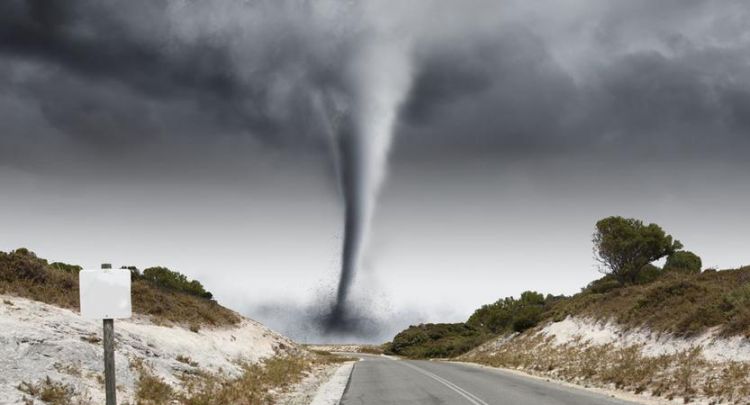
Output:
[{"xmin": 79, "ymin": 269, "xmax": 132, "ymax": 319}]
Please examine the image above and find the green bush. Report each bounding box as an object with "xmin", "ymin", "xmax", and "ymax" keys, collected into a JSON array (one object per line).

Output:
[
  {"xmin": 664, "ymin": 251, "xmax": 702, "ymax": 274},
  {"xmin": 0, "ymin": 248, "xmax": 48, "ymax": 282},
  {"xmin": 586, "ymin": 276, "xmax": 622, "ymax": 294},
  {"xmin": 142, "ymin": 267, "xmax": 213, "ymax": 299},
  {"xmin": 121, "ymin": 266, "xmax": 142, "ymax": 279},
  {"xmin": 635, "ymin": 264, "xmax": 662, "ymax": 284},
  {"xmin": 467, "ymin": 291, "xmax": 547, "ymax": 334},
  {"xmin": 50, "ymin": 262, "xmax": 82, "ymax": 274},
  {"xmin": 387, "ymin": 323, "xmax": 488, "ymax": 358}
]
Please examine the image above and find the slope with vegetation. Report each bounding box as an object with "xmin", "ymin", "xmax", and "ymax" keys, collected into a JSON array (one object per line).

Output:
[
  {"xmin": 386, "ymin": 216, "xmax": 750, "ymax": 403},
  {"xmin": 0, "ymin": 248, "xmax": 237, "ymax": 328},
  {"xmin": 0, "ymin": 248, "xmax": 345, "ymax": 404}
]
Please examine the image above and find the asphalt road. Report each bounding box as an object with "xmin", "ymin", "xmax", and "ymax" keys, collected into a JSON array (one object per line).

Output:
[{"xmin": 339, "ymin": 355, "xmax": 640, "ymax": 405}]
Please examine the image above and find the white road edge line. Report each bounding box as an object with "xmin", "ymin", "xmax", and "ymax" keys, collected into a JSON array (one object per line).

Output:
[{"xmin": 398, "ymin": 361, "xmax": 491, "ymax": 405}]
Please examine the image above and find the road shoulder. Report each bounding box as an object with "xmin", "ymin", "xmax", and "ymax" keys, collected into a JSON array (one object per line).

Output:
[
  {"xmin": 447, "ymin": 360, "xmax": 674, "ymax": 405},
  {"xmin": 309, "ymin": 361, "xmax": 355, "ymax": 405}
]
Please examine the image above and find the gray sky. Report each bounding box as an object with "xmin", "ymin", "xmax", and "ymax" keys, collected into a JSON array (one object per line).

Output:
[{"xmin": 1, "ymin": 0, "xmax": 749, "ymax": 342}]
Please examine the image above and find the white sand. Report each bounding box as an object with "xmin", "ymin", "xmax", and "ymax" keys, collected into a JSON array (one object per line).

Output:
[
  {"xmin": 0, "ymin": 294, "xmax": 297, "ymax": 404},
  {"xmin": 541, "ymin": 316, "xmax": 750, "ymax": 362}
]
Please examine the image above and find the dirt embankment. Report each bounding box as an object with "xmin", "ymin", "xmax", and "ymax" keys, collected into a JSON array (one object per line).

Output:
[{"xmin": 462, "ymin": 316, "xmax": 750, "ymax": 404}]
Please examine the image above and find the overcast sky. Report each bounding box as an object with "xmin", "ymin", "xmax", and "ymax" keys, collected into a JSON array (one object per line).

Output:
[{"xmin": 1, "ymin": 0, "xmax": 749, "ymax": 342}]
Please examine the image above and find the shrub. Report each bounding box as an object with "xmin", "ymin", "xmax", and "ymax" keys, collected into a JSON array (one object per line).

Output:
[
  {"xmin": 0, "ymin": 248, "xmax": 48, "ymax": 283},
  {"xmin": 387, "ymin": 323, "xmax": 488, "ymax": 358},
  {"xmin": 664, "ymin": 251, "xmax": 702, "ymax": 274},
  {"xmin": 635, "ymin": 264, "xmax": 662, "ymax": 284},
  {"xmin": 49, "ymin": 262, "xmax": 82, "ymax": 274},
  {"xmin": 467, "ymin": 291, "xmax": 547, "ymax": 334},
  {"xmin": 136, "ymin": 370, "xmax": 174, "ymax": 404},
  {"xmin": 121, "ymin": 265, "xmax": 142, "ymax": 279},
  {"xmin": 586, "ymin": 276, "xmax": 622, "ymax": 294},
  {"xmin": 142, "ymin": 267, "xmax": 213, "ymax": 299},
  {"xmin": 18, "ymin": 377, "xmax": 75, "ymax": 405},
  {"xmin": 0, "ymin": 248, "xmax": 238, "ymax": 327}
]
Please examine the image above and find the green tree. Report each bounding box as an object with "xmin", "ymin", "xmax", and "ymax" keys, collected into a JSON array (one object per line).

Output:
[
  {"xmin": 664, "ymin": 251, "xmax": 702, "ymax": 274},
  {"xmin": 593, "ymin": 216, "xmax": 682, "ymax": 285}
]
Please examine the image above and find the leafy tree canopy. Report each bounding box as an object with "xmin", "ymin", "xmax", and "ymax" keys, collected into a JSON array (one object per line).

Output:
[
  {"xmin": 593, "ymin": 216, "xmax": 682, "ymax": 285},
  {"xmin": 664, "ymin": 251, "xmax": 702, "ymax": 274}
]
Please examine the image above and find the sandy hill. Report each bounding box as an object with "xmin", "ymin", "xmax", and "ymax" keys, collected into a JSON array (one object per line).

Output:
[
  {"xmin": 389, "ymin": 268, "xmax": 750, "ymax": 404},
  {"xmin": 0, "ymin": 248, "xmax": 344, "ymax": 404}
]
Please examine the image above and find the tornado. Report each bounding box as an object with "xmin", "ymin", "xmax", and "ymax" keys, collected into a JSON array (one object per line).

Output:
[
  {"xmin": 324, "ymin": 35, "xmax": 414, "ymax": 333},
  {"xmin": 326, "ymin": 120, "xmax": 366, "ymax": 329}
]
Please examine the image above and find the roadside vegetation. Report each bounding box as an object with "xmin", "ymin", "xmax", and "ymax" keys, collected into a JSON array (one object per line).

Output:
[
  {"xmin": 387, "ymin": 216, "xmax": 750, "ymax": 358},
  {"xmin": 134, "ymin": 352, "xmax": 351, "ymax": 405},
  {"xmin": 386, "ymin": 215, "xmax": 750, "ymax": 403},
  {"xmin": 388, "ymin": 323, "xmax": 489, "ymax": 358},
  {"xmin": 462, "ymin": 335, "xmax": 750, "ymax": 404},
  {"xmin": 15, "ymin": 352, "xmax": 354, "ymax": 405},
  {"xmin": 0, "ymin": 248, "xmax": 239, "ymax": 327}
]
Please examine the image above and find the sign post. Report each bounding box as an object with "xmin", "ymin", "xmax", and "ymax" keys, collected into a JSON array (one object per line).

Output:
[
  {"xmin": 79, "ymin": 263, "xmax": 132, "ymax": 405},
  {"xmin": 103, "ymin": 317, "xmax": 116, "ymax": 405}
]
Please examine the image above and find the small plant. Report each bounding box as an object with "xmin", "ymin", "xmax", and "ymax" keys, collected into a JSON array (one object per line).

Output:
[
  {"xmin": 80, "ymin": 334, "xmax": 101, "ymax": 344},
  {"xmin": 178, "ymin": 355, "xmax": 316, "ymax": 404},
  {"xmin": 18, "ymin": 377, "xmax": 76, "ymax": 405},
  {"xmin": 135, "ymin": 365, "xmax": 174, "ymax": 404},
  {"xmin": 176, "ymin": 355, "xmax": 199, "ymax": 367},
  {"xmin": 53, "ymin": 362, "xmax": 82, "ymax": 377}
]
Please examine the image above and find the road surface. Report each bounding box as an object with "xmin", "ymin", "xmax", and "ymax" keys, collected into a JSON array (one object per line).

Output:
[{"xmin": 340, "ymin": 355, "xmax": 640, "ymax": 405}]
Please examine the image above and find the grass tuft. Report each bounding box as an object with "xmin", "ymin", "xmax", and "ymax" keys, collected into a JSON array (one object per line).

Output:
[{"xmin": 18, "ymin": 377, "xmax": 77, "ymax": 405}]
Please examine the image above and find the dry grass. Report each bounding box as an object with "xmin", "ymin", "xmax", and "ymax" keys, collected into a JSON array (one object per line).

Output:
[
  {"xmin": 357, "ymin": 345, "xmax": 386, "ymax": 355},
  {"xmin": 53, "ymin": 362, "xmax": 83, "ymax": 378},
  {"xmin": 308, "ymin": 350, "xmax": 359, "ymax": 363},
  {"xmin": 136, "ymin": 372, "xmax": 175, "ymax": 405},
  {"xmin": 176, "ymin": 355, "xmax": 199, "ymax": 367},
  {"xmin": 79, "ymin": 334, "xmax": 101, "ymax": 344},
  {"xmin": 463, "ymin": 333, "xmax": 750, "ymax": 404},
  {"xmin": 549, "ymin": 267, "xmax": 750, "ymax": 337},
  {"xmin": 0, "ymin": 249, "xmax": 240, "ymax": 327},
  {"xmin": 130, "ymin": 358, "xmax": 175, "ymax": 405},
  {"xmin": 18, "ymin": 377, "xmax": 81, "ymax": 405},
  {"xmin": 132, "ymin": 352, "xmax": 351, "ymax": 405}
]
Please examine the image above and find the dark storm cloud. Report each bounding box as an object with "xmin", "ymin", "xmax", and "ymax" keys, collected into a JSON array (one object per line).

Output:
[
  {"xmin": 399, "ymin": 3, "xmax": 750, "ymax": 157},
  {"xmin": 0, "ymin": 0, "xmax": 344, "ymax": 158},
  {"xmin": 1, "ymin": 0, "xmax": 750, "ymax": 169},
  {"xmin": 402, "ymin": 27, "xmax": 578, "ymax": 153}
]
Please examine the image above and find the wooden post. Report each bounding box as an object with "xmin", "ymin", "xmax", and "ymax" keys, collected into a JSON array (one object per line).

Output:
[
  {"xmin": 101, "ymin": 263, "xmax": 117, "ymax": 405},
  {"xmin": 103, "ymin": 319, "xmax": 116, "ymax": 405}
]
